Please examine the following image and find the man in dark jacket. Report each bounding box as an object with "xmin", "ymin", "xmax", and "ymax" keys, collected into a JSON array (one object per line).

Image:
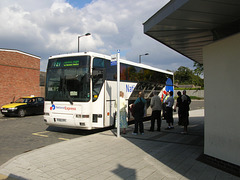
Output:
[
  {"xmin": 181, "ymin": 90, "xmax": 191, "ymax": 134},
  {"xmin": 132, "ymin": 91, "xmax": 146, "ymax": 135},
  {"xmin": 165, "ymin": 91, "xmax": 174, "ymax": 130}
]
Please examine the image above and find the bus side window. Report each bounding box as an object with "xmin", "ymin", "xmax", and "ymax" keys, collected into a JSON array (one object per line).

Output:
[{"xmin": 93, "ymin": 58, "xmax": 104, "ymax": 68}]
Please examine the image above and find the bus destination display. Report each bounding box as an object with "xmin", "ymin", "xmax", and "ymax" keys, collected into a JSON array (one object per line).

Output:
[{"xmin": 51, "ymin": 59, "xmax": 80, "ymax": 68}]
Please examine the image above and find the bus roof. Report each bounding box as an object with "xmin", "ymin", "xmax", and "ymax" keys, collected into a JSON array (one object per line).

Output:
[{"xmin": 49, "ymin": 52, "xmax": 173, "ymax": 75}]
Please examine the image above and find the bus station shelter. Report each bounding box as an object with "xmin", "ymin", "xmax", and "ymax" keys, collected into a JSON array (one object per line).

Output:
[{"xmin": 143, "ymin": 0, "xmax": 240, "ymax": 171}]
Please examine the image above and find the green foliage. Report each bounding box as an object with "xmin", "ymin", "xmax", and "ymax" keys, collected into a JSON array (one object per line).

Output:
[
  {"xmin": 174, "ymin": 66, "xmax": 204, "ymax": 87},
  {"xmin": 174, "ymin": 66, "xmax": 192, "ymax": 84},
  {"xmin": 193, "ymin": 62, "xmax": 204, "ymax": 76},
  {"xmin": 189, "ymin": 96, "xmax": 204, "ymax": 100},
  {"xmin": 174, "ymin": 87, "xmax": 204, "ymax": 90},
  {"xmin": 173, "ymin": 96, "xmax": 203, "ymax": 100}
]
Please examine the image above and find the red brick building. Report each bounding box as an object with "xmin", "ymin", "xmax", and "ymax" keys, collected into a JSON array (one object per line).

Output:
[{"xmin": 0, "ymin": 49, "xmax": 41, "ymax": 107}]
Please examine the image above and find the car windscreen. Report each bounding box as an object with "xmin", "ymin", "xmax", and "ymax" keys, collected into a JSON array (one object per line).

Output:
[{"xmin": 15, "ymin": 98, "xmax": 30, "ymax": 103}]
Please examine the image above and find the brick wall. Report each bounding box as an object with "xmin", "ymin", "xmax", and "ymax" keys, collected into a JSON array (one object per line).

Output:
[{"xmin": 0, "ymin": 49, "xmax": 40, "ymax": 107}]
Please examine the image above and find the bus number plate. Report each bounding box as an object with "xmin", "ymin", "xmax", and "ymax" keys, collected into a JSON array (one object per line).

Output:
[{"xmin": 57, "ymin": 118, "xmax": 66, "ymax": 122}]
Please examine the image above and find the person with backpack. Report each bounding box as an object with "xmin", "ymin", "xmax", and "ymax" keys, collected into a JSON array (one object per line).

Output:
[{"xmin": 132, "ymin": 91, "xmax": 146, "ymax": 135}]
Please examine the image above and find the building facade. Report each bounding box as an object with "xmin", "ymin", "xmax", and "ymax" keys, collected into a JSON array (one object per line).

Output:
[{"xmin": 0, "ymin": 49, "xmax": 41, "ymax": 107}]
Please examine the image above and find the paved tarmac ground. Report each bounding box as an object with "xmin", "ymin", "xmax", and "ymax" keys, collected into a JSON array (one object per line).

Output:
[
  {"xmin": 0, "ymin": 109, "xmax": 239, "ymax": 180},
  {"xmin": 0, "ymin": 114, "xmax": 110, "ymax": 167}
]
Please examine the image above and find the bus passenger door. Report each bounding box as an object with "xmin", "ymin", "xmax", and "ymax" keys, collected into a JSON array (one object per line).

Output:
[{"xmin": 92, "ymin": 67, "xmax": 106, "ymax": 127}]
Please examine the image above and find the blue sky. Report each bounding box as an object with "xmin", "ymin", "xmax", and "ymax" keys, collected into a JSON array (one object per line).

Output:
[
  {"xmin": 67, "ymin": 0, "xmax": 92, "ymax": 8},
  {"xmin": 0, "ymin": 0, "xmax": 194, "ymax": 72}
]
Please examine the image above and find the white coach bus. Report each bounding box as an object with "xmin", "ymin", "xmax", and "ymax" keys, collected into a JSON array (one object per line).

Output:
[{"xmin": 44, "ymin": 52, "xmax": 173, "ymax": 129}]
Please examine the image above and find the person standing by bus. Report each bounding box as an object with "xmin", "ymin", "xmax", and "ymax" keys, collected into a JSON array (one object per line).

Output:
[
  {"xmin": 162, "ymin": 91, "xmax": 170, "ymax": 119},
  {"xmin": 115, "ymin": 91, "xmax": 128, "ymax": 134},
  {"xmin": 181, "ymin": 90, "xmax": 191, "ymax": 134},
  {"xmin": 165, "ymin": 91, "xmax": 174, "ymax": 130},
  {"xmin": 174, "ymin": 91, "xmax": 183, "ymax": 126},
  {"xmin": 149, "ymin": 91, "xmax": 162, "ymax": 132},
  {"xmin": 132, "ymin": 91, "xmax": 146, "ymax": 135}
]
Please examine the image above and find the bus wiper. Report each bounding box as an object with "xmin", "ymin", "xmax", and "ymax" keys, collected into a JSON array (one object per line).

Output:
[
  {"xmin": 66, "ymin": 91, "xmax": 73, "ymax": 105},
  {"xmin": 63, "ymin": 84, "xmax": 73, "ymax": 105},
  {"xmin": 62, "ymin": 76, "xmax": 73, "ymax": 105},
  {"xmin": 51, "ymin": 97, "xmax": 54, "ymax": 105}
]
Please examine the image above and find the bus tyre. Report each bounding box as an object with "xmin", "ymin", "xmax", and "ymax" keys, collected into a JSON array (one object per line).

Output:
[{"xmin": 18, "ymin": 109, "xmax": 26, "ymax": 117}]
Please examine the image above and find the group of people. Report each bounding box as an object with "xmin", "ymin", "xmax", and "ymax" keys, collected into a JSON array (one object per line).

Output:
[
  {"xmin": 115, "ymin": 90, "xmax": 191, "ymax": 135},
  {"xmin": 115, "ymin": 91, "xmax": 146, "ymax": 135}
]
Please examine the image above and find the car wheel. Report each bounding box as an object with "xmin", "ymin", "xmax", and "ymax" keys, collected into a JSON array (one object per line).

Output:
[{"xmin": 18, "ymin": 109, "xmax": 26, "ymax": 117}]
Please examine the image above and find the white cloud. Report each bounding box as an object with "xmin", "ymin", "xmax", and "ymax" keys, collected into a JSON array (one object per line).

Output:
[
  {"xmin": 0, "ymin": 0, "xmax": 193, "ymax": 72},
  {"xmin": 50, "ymin": 0, "xmax": 73, "ymax": 13}
]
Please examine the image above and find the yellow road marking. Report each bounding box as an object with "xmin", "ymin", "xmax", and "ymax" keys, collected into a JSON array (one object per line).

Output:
[
  {"xmin": 58, "ymin": 138, "xmax": 70, "ymax": 141},
  {"xmin": 0, "ymin": 173, "xmax": 11, "ymax": 180},
  {"xmin": 32, "ymin": 131, "xmax": 49, "ymax": 138},
  {"xmin": 32, "ymin": 131, "xmax": 70, "ymax": 141}
]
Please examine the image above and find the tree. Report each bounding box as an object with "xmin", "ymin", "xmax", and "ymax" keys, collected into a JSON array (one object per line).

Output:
[
  {"xmin": 193, "ymin": 62, "xmax": 204, "ymax": 77},
  {"xmin": 174, "ymin": 66, "xmax": 204, "ymax": 87},
  {"xmin": 174, "ymin": 66, "xmax": 193, "ymax": 84}
]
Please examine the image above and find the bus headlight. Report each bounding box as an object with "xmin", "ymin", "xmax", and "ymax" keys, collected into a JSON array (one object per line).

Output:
[
  {"xmin": 76, "ymin": 114, "xmax": 81, "ymax": 118},
  {"xmin": 76, "ymin": 115, "xmax": 89, "ymax": 118}
]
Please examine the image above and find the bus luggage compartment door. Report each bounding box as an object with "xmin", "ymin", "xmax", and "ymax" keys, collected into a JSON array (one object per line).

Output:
[{"xmin": 106, "ymin": 100, "xmax": 115, "ymax": 127}]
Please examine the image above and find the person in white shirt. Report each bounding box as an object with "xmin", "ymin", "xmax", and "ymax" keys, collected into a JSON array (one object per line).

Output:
[{"xmin": 115, "ymin": 91, "xmax": 128, "ymax": 134}]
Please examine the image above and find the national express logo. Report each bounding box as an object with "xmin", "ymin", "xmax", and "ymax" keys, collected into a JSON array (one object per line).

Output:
[
  {"xmin": 50, "ymin": 104, "xmax": 76, "ymax": 111},
  {"xmin": 50, "ymin": 104, "xmax": 55, "ymax": 110}
]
